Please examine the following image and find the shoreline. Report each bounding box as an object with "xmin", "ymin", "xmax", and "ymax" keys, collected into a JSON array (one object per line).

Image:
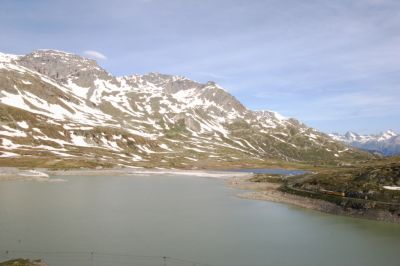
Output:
[
  {"xmin": 1, "ymin": 166, "xmax": 399, "ymax": 224},
  {"xmin": 229, "ymin": 176, "xmax": 400, "ymax": 224},
  {"xmin": 0, "ymin": 167, "xmax": 253, "ymax": 181}
]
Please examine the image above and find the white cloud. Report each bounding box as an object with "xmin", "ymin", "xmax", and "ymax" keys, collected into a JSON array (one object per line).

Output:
[{"xmin": 83, "ymin": 50, "xmax": 107, "ymax": 60}]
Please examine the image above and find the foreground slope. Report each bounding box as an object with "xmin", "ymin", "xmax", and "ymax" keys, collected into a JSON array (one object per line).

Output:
[{"xmin": 0, "ymin": 50, "xmax": 373, "ymax": 169}]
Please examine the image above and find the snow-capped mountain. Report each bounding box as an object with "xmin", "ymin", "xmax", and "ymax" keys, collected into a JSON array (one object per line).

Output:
[
  {"xmin": 0, "ymin": 50, "xmax": 373, "ymax": 168},
  {"xmin": 330, "ymin": 130, "xmax": 400, "ymax": 156}
]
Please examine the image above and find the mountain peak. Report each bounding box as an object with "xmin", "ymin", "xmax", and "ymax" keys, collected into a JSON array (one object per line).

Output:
[
  {"xmin": 0, "ymin": 52, "xmax": 20, "ymax": 63},
  {"xmin": 332, "ymin": 130, "xmax": 400, "ymax": 156},
  {"xmin": 35, "ymin": 49, "xmax": 75, "ymax": 55},
  {"xmin": 383, "ymin": 130, "xmax": 397, "ymax": 136},
  {"xmin": 16, "ymin": 49, "xmax": 110, "ymax": 90},
  {"xmin": 140, "ymin": 72, "xmax": 190, "ymax": 83},
  {"xmin": 25, "ymin": 49, "xmax": 98, "ymax": 66},
  {"xmin": 344, "ymin": 131, "xmax": 359, "ymax": 140},
  {"xmin": 379, "ymin": 130, "xmax": 398, "ymax": 141}
]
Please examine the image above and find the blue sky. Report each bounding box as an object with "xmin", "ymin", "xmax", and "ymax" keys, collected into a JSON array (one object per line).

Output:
[{"xmin": 1, "ymin": 0, "xmax": 399, "ymax": 134}]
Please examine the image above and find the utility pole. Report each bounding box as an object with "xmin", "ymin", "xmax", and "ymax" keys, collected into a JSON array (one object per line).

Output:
[
  {"xmin": 90, "ymin": 251, "xmax": 94, "ymax": 266},
  {"xmin": 162, "ymin": 256, "xmax": 167, "ymax": 266}
]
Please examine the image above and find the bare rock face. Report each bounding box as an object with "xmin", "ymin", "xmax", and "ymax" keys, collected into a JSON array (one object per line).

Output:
[
  {"xmin": 17, "ymin": 50, "xmax": 116, "ymax": 94},
  {"xmin": 0, "ymin": 50, "xmax": 374, "ymax": 167},
  {"xmin": 140, "ymin": 72, "xmax": 203, "ymax": 94}
]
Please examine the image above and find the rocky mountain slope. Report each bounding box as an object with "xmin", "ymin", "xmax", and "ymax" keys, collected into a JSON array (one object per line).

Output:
[
  {"xmin": 0, "ymin": 50, "xmax": 373, "ymax": 169},
  {"xmin": 330, "ymin": 131, "xmax": 400, "ymax": 156}
]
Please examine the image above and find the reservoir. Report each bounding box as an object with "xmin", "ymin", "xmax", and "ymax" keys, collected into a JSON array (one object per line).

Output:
[{"xmin": 0, "ymin": 170, "xmax": 399, "ymax": 266}]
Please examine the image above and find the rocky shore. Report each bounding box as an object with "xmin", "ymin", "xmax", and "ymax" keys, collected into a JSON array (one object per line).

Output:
[{"xmin": 229, "ymin": 176, "xmax": 400, "ymax": 224}]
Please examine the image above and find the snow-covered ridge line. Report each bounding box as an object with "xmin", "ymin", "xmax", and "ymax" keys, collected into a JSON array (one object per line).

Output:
[
  {"xmin": 330, "ymin": 130, "xmax": 400, "ymax": 156},
  {"xmin": 330, "ymin": 130, "xmax": 398, "ymax": 143},
  {"xmin": 0, "ymin": 49, "xmax": 369, "ymax": 164}
]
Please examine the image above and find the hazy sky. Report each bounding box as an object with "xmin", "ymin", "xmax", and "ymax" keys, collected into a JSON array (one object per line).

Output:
[{"xmin": 1, "ymin": 0, "xmax": 399, "ymax": 134}]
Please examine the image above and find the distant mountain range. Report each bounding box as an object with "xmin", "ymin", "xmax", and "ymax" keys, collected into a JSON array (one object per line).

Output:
[
  {"xmin": 330, "ymin": 130, "xmax": 400, "ymax": 156},
  {"xmin": 0, "ymin": 50, "xmax": 373, "ymax": 168}
]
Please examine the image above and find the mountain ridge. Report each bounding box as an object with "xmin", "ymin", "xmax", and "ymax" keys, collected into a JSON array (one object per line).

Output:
[
  {"xmin": 0, "ymin": 50, "xmax": 374, "ymax": 169},
  {"xmin": 330, "ymin": 130, "xmax": 400, "ymax": 156}
]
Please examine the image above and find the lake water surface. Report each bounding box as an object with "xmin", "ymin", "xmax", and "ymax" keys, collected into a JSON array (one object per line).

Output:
[{"xmin": 0, "ymin": 170, "xmax": 400, "ymax": 266}]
